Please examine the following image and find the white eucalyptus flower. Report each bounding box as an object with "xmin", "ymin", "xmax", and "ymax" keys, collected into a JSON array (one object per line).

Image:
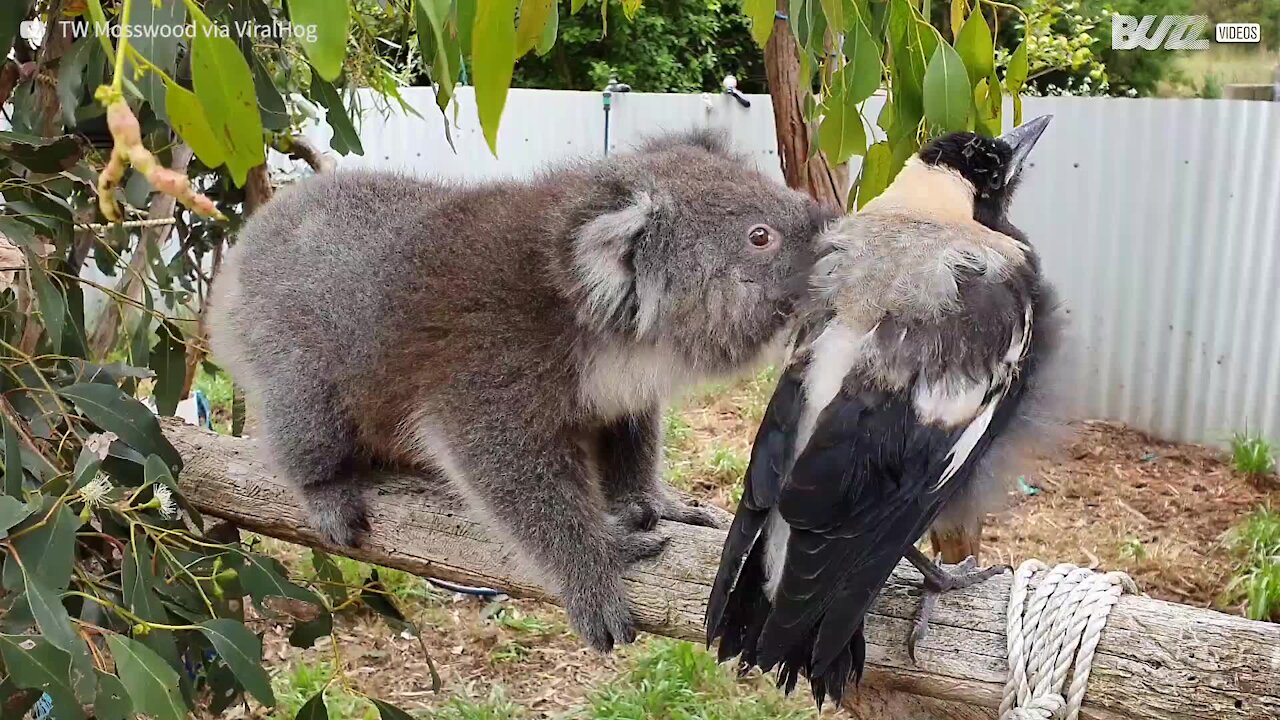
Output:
[
  {"xmin": 153, "ymin": 484, "xmax": 181, "ymax": 520},
  {"xmin": 78, "ymin": 473, "xmax": 113, "ymax": 508}
]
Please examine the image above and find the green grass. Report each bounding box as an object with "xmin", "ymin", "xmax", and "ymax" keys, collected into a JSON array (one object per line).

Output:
[
  {"xmin": 1229, "ymin": 432, "xmax": 1276, "ymax": 478},
  {"xmin": 1118, "ymin": 537, "xmax": 1147, "ymax": 561},
  {"xmin": 705, "ymin": 446, "xmax": 749, "ymax": 485},
  {"xmin": 576, "ymin": 639, "xmax": 815, "ymax": 720},
  {"xmin": 1225, "ymin": 506, "xmax": 1280, "ymax": 622},
  {"xmin": 425, "ymin": 689, "xmax": 524, "ymax": 720},
  {"xmin": 272, "ymin": 660, "xmax": 377, "ymax": 720},
  {"xmin": 312, "ymin": 549, "xmax": 447, "ymax": 605},
  {"xmin": 492, "ymin": 607, "xmax": 559, "ymax": 636},
  {"xmin": 194, "ymin": 363, "xmax": 236, "ymax": 434}
]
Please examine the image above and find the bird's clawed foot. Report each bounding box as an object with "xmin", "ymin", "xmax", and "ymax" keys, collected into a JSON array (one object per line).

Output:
[{"xmin": 905, "ymin": 547, "xmax": 1007, "ymax": 663}]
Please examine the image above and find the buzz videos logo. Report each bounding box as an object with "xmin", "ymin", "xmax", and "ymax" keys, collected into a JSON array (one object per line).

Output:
[{"xmin": 1112, "ymin": 15, "xmax": 1262, "ymax": 50}]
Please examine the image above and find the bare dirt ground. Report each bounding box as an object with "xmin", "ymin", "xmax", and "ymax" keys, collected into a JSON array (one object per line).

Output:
[
  {"xmin": 236, "ymin": 382, "xmax": 1277, "ymax": 718},
  {"xmin": 988, "ymin": 420, "xmax": 1277, "ymax": 610}
]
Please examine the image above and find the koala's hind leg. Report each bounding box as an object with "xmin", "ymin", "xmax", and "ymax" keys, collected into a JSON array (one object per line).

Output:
[
  {"xmin": 256, "ymin": 381, "xmax": 369, "ymax": 547},
  {"xmin": 442, "ymin": 423, "xmax": 667, "ymax": 653},
  {"xmin": 598, "ymin": 410, "xmax": 728, "ymax": 529}
]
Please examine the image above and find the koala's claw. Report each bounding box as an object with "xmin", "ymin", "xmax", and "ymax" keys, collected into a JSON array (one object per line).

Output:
[
  {"xmin": 613, "ymin": 498, "xmax": 661, "ymax": 531},
  {"xmin": 660, "ymin": 499, "xmax": 730, "ymax": 529},
  {"xmin": 617, "ymin": 528, "xmax": 671, "ymax": 565},
  {"xmin": 565, "ymin": 579, "xmax": 638, "ymax": 653},
  {"xmin": 305, "ymin": 483, "xmax": 370, "ymax": 548},
  {"xmin": 612, "ymin": 492, "xmax": 731, "ymax": 531}
]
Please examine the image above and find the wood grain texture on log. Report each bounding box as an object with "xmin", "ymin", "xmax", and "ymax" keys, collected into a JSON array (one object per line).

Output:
[{"xmin": 166, "ymin": 421, "xmax": 1280, "ymax": 720}]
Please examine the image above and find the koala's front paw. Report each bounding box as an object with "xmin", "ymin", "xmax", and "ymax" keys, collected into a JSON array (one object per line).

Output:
[
  {"xmin": 303, "ymin": 482, "xmax": 371, "ymax": 547},
  {"xmin": 612, "ymin": 491, "xmax": 730, "ymax": 530},
  {"xmin": 564, "ymin": 575, "xmax": 637, "ymax": 653}
]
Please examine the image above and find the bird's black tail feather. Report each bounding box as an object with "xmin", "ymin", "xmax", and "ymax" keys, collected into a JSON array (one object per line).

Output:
[{"xmin": 707, "ymin": 520, "xmax": 868, "ymax": 708}]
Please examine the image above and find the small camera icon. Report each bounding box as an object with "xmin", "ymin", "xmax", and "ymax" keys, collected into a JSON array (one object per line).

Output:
[{"xmin": 19, "ymin": 20, "xmax": 43, "ymax": 41}]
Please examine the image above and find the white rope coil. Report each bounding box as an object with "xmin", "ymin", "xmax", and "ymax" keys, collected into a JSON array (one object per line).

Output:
[{"xmin": 999, "ymin": 560, "xmax": 1138, "ymax": 720}]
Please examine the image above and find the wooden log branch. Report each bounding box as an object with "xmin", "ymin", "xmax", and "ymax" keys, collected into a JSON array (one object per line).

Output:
[{"xmin": 166, "ymin": 421, "xmax": 1280, "ymax": 720}]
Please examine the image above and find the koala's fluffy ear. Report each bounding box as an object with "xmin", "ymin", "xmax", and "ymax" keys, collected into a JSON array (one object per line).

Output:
[
  {"xmin": 566, "ymin": 169, "xmax": 665, "ymax": 337},
  {"xmin": 638, "ymin": 128, "xmax": 738, "ymax": 160}
]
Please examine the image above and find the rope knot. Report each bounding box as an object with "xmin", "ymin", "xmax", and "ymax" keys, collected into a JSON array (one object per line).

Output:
[{"xmin": 998, "ymin": 559, "xmax": 1136, "ymax": 720}]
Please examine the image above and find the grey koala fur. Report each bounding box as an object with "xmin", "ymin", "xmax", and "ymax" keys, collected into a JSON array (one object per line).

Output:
[{"xmin": 208, "ymin": 130, "xmax": 836, "ymax": 652}]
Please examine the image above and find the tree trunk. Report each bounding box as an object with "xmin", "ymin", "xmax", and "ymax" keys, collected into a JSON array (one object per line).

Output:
[
  {"xmin": 764, "ymin": 0, "xmax": 844, "ymax": 210},
  {"xmin": 165, "ymin": 420, "xmax": 1280, "ymax": 720}
]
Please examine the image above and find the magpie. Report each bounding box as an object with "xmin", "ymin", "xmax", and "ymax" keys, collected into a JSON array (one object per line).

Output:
[{"xmin": 705, "ymin": 116, "xmax": 1062, "ymax": 708}]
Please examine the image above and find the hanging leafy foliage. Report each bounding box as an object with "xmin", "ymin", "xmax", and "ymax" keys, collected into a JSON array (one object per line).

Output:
[
  {"xmin": 758, "ymin": 0, "xmax": 1034, "ymax": 209},
  {"xmin": 0, "ymin": 0, "xmax": 482, "ymax": 716}
]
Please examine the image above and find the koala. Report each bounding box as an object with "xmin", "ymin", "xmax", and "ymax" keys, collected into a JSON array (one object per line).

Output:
[{"xmin": 208, "ymin": 130, "xmax": 836, "ymax": 652}]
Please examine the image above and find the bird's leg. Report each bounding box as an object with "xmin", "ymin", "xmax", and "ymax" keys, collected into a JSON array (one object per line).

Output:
[{"xmin": 904, "ymin": 546, "xmax": 1008, "ymax": 663}]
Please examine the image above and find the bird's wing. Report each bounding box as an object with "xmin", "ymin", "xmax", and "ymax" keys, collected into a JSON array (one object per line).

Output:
[
  {"xmin": 758, "ymin": 266, "xmax": 1037, "ymax": 676},
  {"xmin": 705, "ymin": 312, "xmax": 826, "ymax": 651}
]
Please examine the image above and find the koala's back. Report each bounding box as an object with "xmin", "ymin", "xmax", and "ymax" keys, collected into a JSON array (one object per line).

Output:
[
  {"xmin": 211, "ymin": 172, "xmax": 441, "ymax": 388},
  {"xmin": 209, "ymin": 169, "xmax": 581, "ymax": 459}
]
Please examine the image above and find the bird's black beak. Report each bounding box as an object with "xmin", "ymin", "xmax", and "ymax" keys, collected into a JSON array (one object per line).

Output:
[{"xmin": 998, "ymin": 114, "xmax": 1052, "ymax": 185}]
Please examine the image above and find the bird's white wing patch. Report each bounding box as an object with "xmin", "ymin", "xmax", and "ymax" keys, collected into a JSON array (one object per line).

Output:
[
  {"xmin": 934, "ymin": 302, "xmax": 1034, "ymax": 489},
  {"xmin": 796, "ymin": 322, "xmax": 875, "ymax": 455},
  {"xmin": 913, "ymin": 376, "xmax": 990, "ymax": 427}
]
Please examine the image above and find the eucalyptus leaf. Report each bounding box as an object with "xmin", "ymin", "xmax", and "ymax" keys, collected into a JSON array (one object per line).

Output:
[
  {"xmin": 473, "ymin": 0, "xmax": 519, "ymax": 154},
  {"xmin": 414, "ymin": 0, "xmax": 459, "ymax": 110},
  {"xmin": 148, "ymin": 321, "xmax": 186, "ymax": 417},
  {"xmin": 190, "ymin": 8, "xmax": 266, "ymax": 187},
  {"xmin": 123, "ymin": 538, "xmax": 167, "ymax": 625},
  {"xmin": 742, "ymin": 0, "xmax": 774, "ymax": 47},
  {"xmin": 817, "ymin": 86, "xmax": 867, "ymax": 166},
  {"xmin": 311, "ymin": 73, "xmax": 365, "ymax": 157},
  {"xmin": 370, "ymin": 698, "xmax": 417, "ymax": 720},
  {"xmin": 198, "ymin": 619, "xmax": 276, "ymax": 706},
  {"xmin": 840, "ymin": 16, "xmax": 882, "ymax": 105},
  {"xmin": 289, "ymin": 0, "xmax": 351, "ymax": 82},
  {"xmin": 3, "ymin": 502, "xmax": 77, "ymax": 593},
  {"xmin": 514, "ymin": 0, "xmax": 554, "ymax": 57},
  {"xmin": 856, "ymin": 140, "xmax": 893, "ymax": 209},
  {"xmin": 2, "ymin": 407, "xmax": 25, "ymax": 498},
  {"xmin": 106, "ymin": 635, "xmax": 190, "ymax": 720},
  {"xmin": 22, "ymin": 573, "xmax": 80, "ymax": 658},
  {"xmin": 0, "ymin": 496, "xmax": 30, "ymax": 538},
  {"xmin": 240, "ymin": 553, "xmax": 327, "ymax": 611},
  {"xmin": 1006, "ymin": 39, "xmax": 1028, "ymax": 93},
  {"xmin": 22, "ymin": 247, "xmax": 66, "ymax": 356},
  {"xmin": 93, "ymin": 672, "xmax": 134, "ymax": 720},
  {"xmin": 954, "ymin": 8, "xmax": 994, "ymax": 85},
  {"xmin": 923, "ymin": 42, "xmax": 971, "ymax": 133},
  {"xmin": 252, "ymin": 56, "xmax": 291, "ymax": 130},
  {"xmin": 0, "ymin": 635, "xmax": 84, "ymax": 720},
  {"xmin": 57, "ymin": 383, "xmax": 183, "ymax": 471},
  {"xmin": 0, "ymin": 0, "xmax": 36, "ymax": 60},
  {"xmin": 535, "ymin": 3, "xmax": 559, "ymax": 56},
  {"xmin": 132, "ymin": 0, "xmax": 187, "ymax": 122},
  {"xmin": 167, "ymin": 83, "xmax": 228, "ymax": 170},
  {"xmin": 0, "ymin": 132, "xmax": 83, "ymax": 173},
  {"xmin": 888, "ymin": 0, "xmax": 936, "ymax": 122},
  {"xmin": 822, "ymin": 0, "xmax": 849, "ymax": 33},
  {"xmin": 296, "ymin": 692, "xmax": 329, "ymax": 720},
  {"xmin": 56, "ymin": 37, "xmax": 98, "ymax": 129},
  {"xmin": 950, "ymin": 0, "xmax": 965, "ymax": 38}
]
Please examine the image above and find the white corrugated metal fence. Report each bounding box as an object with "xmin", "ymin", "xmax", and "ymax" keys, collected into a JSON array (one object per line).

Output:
[{"xmin": 293, "ymin": 87, "xmax": 1280, "ymax": 447}]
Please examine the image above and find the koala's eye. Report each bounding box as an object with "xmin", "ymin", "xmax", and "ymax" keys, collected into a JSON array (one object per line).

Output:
[{"xmin": 747, "ymin": 225, "xmax": 775, "ymax": 249}]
